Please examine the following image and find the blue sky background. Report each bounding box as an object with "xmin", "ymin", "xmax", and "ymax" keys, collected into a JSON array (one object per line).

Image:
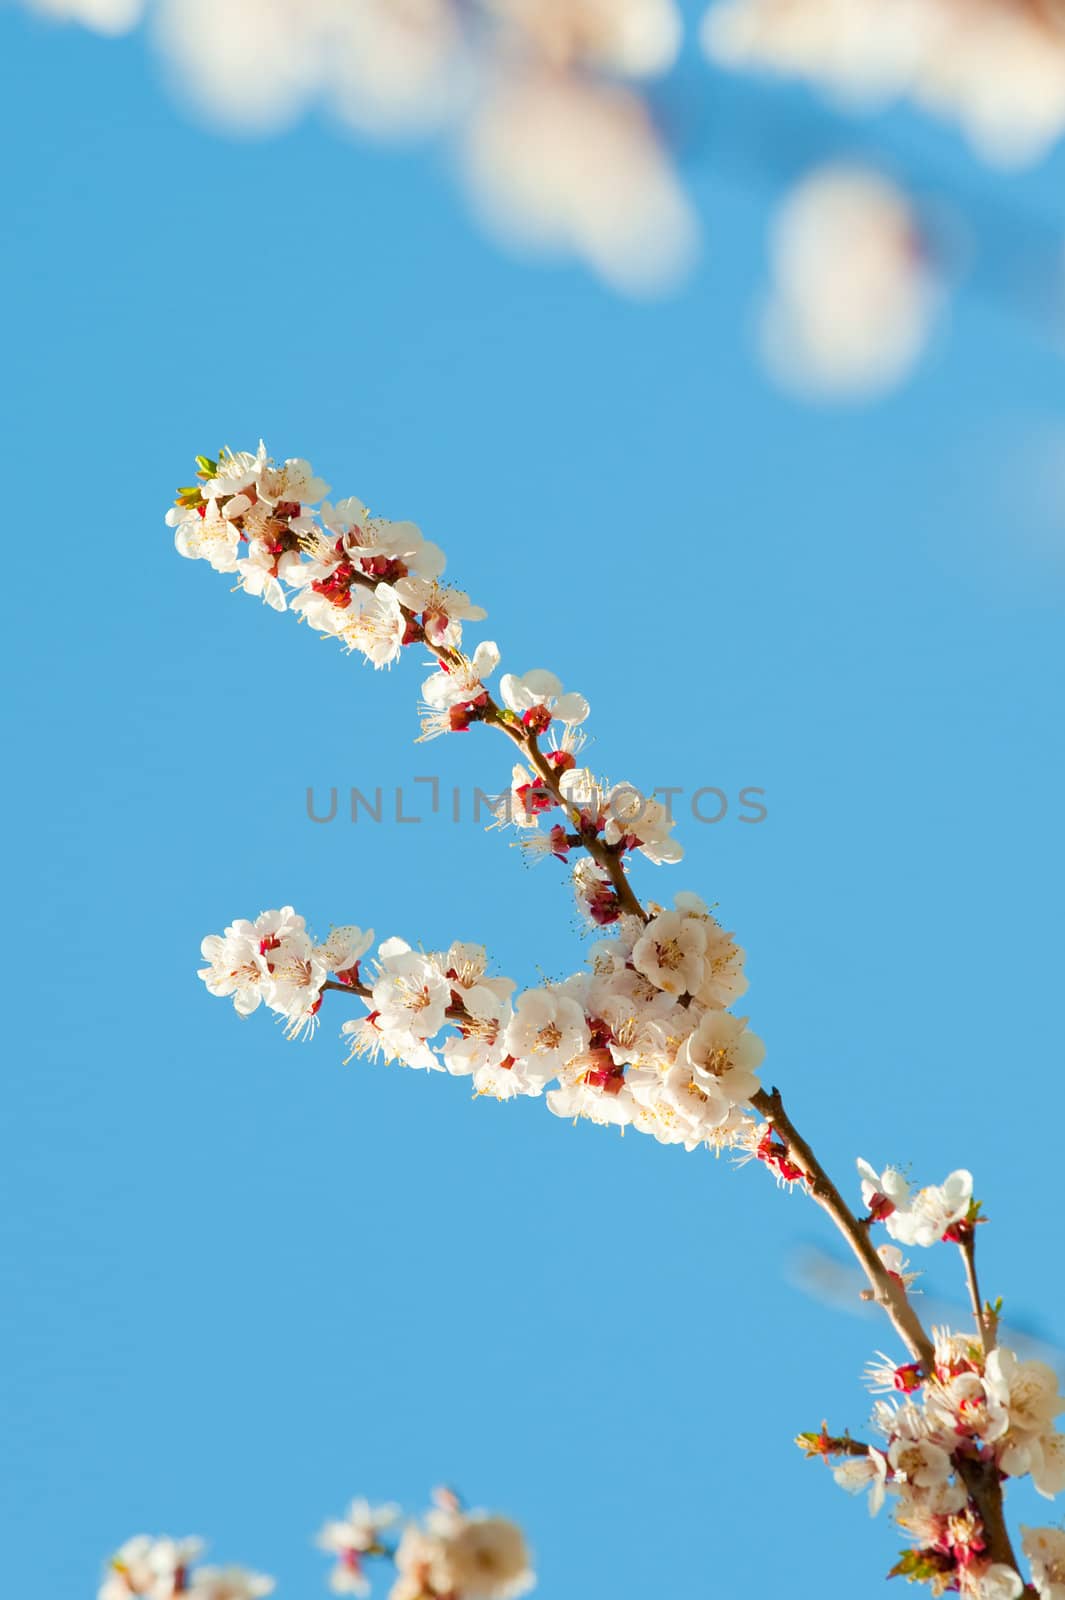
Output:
[{"xmin": 2, "ymin": 8, "xmax": 1064, "ymax": 1598}]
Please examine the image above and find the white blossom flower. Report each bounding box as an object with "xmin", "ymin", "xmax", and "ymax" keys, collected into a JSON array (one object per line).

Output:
[
  {"xmin": 961, "ymin": 1564, "xmax": 1025, "ymax": 1600},
  {"xmin": 856, "ymin": 1157, "xmax": 912, "ymax": 1218},
  {"xmin": 420, "ymin": 642, "xmax": 501, "ymax": 738},
  {"xmin": 857, "ymin": 1160, "xmax": 972, "ymax": 1246},
  {"xmin": 320, "ymin": 496, "xmax": 373, "ymax": 541},
  {"xmin": 439, "ymin": 941, "xmax": 515, "ymax": 1014},
  {"xmin": 169, "ymin": 499, "xmax": 243, "ymax": 572},
  {"xmin": 391, "ymin": 1523, "xmax": 451, "ymax": 1600},
  {"xmin": 889, "ymin": 1170, "xmax": 974, "ymax": 1248},
  {"xmin": 316, "ymin": 926, "xmax": 375, "ymax": 983},
  {"xmin": 475, "ymin": 1055, "xmax": 546, "ymax": 1100},
  {"xmin": 494, "ymin": 763, "xmax": 556, "ymax": 830},
  {"xmin": 871, "ymin": 1394, "xmax": 927, "ymax": 1445},
  {"xmin": 340, "ymin": 582, "xmax": 408, "ymax": 668},
  {"xmin": 1022, "ymin": 1525, "xmax": 1065, "ymax": 1600},
  {"xmin": 926, "ymin": 1369, "xmax": 1009, "ymax": 1445},
  {"xmin": 99, "ymin": 1536, "xmax": 204, "ymax": 1600},
  {"xmin": 589, "ymin": 975, "xmax": 685, "ymax": 1070},
  {"xmin": 499, "ymin": 669, "xmax": 589, "ymax": 728},
  {"xmin": 758, "ymin": 166, "xmax": 937, "ymax": 399},
  {"xmin": 657, "ymin": 1054, "xmax": 741, "ymax": 1140},
  {"xmin": 631, "ymin": 909, "xmax": 709, "ymax": 997},
  {"xmin": 463, "ymin": 68, "xmax": 697, "ymax": 296},
  {"xmin": 255, "ymin": 453, "xmax": 329, "ymax": 509},
  {"xmin": 694, "ymin": 923, "xmax": 748, "ymax": 1008},
  {"xmin": 372, "ymin": 939, "xmax": 452, "ymax": 1045},
  {"xmin": 505, "ymin": 985, "xmax": 591, "ymax": 1088},
  {"xmin": 505, "ymin": 988, "xmax": 589, "ymax": 1087},
  {"xmin": 628, "ymin": 893, "xmax": 747, "ymax": 1006},
  {"xmin": 239, "ymin": 906, "xmax": 324, "ymax": 1036},
  {"xmin": 435, "ymin": 1510, "xmax": 535, "ymax": 1600},
  {"xmin": 317, "ymin": 1500, "xmax": 401, "ymax": 1596},
  {"xmin": 1035, "ymin": 1433, "xmax": 1065, "ymax": 1498},
  {"xmin": 571, "ymin": 858, "xmax": 623, "ymax": 928},
  {"xmin": 603, "ymin": 784, "xmax": 682, "ymax": 864},
  {"xmin": 678, "ymin": 1009, "xmax": 764, "ymax": 1105},
  {"xmin": 546, "ymin": 1068, "xmax": 640, "ymax": 1128},
  {"xmin": 440, "ymin": 951, "xmax": 525, "ymax": 1092},
  {"xmin": 392, "ymin": 577, "xmax": 486, "ymax": 648},
  {"xmin": 985, "ymin": 1349, "xmax": 1065, "ymax": 1440},
  {"xmin": 832, "ymin": 1448, "xmax": 888, "ymax": 1515},
  {"xmin": 887, "ymin": 1435, "xmax": 953, "ymax": 1490},
  {"xmin": 233, "ymin": 543, "xmax": 291, "ymax": 611},
  {"xmin": 423, "ymin": 643, "xmax": 501, "ymax": 708},
  {"xmin": 198, "ymin": 921, "xmax": 271, "ymax": 1016},
  {"xmin": 350, "ymin": 515, "xmax": 446, "ymax": 580},
  {"xmin": 876, "ymin": 1243, "xmax": 920, "ymax": 1290}
]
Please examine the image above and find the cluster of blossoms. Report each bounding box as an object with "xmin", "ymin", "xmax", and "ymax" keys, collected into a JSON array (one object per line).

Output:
[
  {"xmin": 166, "ymin": 444, "xmax": 462, "ymax": 659},
  {"xmin": 179, "ymin": 446, "xmax": 770, "ymax": 1155},
  {"xmin": 815, "ymin": 1326, "xmax": 1065, "ymax": 1599},
  {"xmin": 102, "ymin": 1492, "xmax": 532, "ymax": 1600},
  {"xmin": 317, "ymin": 1489, "xmax": 533, "ymax": 1600},
  {"xmin": 796, "ymin": 1159, "xmax": 1065, "ymax": 1597},
  {"xmin": 199, "ymin": 909, "xmax": 372, "ymax": 1040},
  {"xmin": 200, "ymin": 900, "xmax": 765, "ymax": 1154},
  {"xmin": 172, "ymin": 445, "xmax": 681, "ymax": 910},
  {"xmin": 99, "ymin": 1536, "xmax": 272, "ymax": 1600},
  {"xmin": 172, "ymin": 442, "xmax": 1057, "ymax": 1595}
]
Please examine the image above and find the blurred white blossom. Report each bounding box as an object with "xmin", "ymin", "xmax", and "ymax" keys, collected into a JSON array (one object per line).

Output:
[
  {"xmin": 154, "ymin": 0, "xmax": 467, "ymax": 136},
  {"xmin": 463, "ymin": 67, "xmax": 696, "ymax": 295},
  {"xmin": 702, "ymin": 0, "xmax": 1065, "ymax": 168},
  {"xmin": 18, "ymin": 0, "xmax": 694, "ymax": 292},
  {"xmin": 760, "ymin": 166, "xmax": 939, "ymax": 398}
]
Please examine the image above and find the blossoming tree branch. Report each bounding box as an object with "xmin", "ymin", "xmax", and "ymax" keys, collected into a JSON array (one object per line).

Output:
[{"xmin": 163, "ymin": 444, "xmax": 1065, "ymax": 1600}]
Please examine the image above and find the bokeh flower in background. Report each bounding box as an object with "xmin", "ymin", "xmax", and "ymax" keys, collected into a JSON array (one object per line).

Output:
[
  {"xmin": 701, "ymin": 0, "xmax": 1065, "ymax": 169},
  {"xmin": 760, "ymin": 165, "xmax": 941, "ymax": 396},
  {"xmin": 13, "ymin": 0, "xmax": 1065, "ymax": 391}
]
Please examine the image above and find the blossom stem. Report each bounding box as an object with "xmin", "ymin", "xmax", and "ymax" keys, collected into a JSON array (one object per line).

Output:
[
  {"xmin": 350, "ymin": 560, "xmax": 648, "ymax": 923},
  {"xmin": 952, "ymin": 1454, "xmax": 1025, "ymax": 1585},
  {"xmin": 959, "ymin": 1234, "xmax": 995, "ymax": 1358},
  {"xmin": 506, "ymin": 719, "xmax": 648, "ymax": 923},
  {"xmin": 751, "ymin": 1086, "xmax": 935, "ymax": 1369}
]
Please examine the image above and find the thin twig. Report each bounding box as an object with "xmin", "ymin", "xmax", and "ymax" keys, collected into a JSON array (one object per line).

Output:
[{"xmin": 959, "ymin": 1232, "xmax": 995, "ymax": 1358}]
